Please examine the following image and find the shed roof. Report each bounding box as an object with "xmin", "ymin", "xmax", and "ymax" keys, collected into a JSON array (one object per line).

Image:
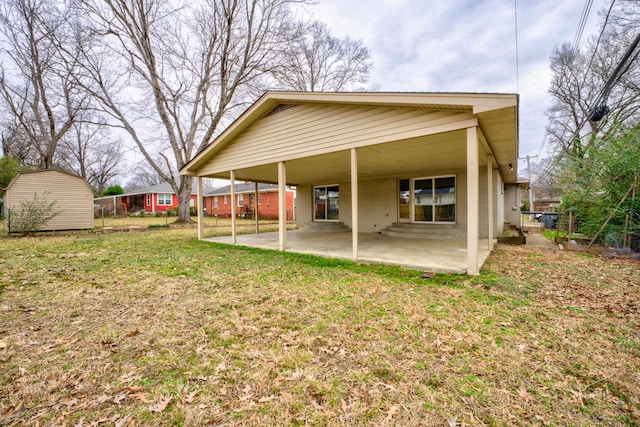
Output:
[{"xmin": 4, "ymin": 169, "xmax": 92, "ymax": 193}]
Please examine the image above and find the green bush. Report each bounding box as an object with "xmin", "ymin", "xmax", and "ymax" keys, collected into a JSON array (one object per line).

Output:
[{"xmin": 8, "ymin": 192, "xmax": 61, "ymax": 235}]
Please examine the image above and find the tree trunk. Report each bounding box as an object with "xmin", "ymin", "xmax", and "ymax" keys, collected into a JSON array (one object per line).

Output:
[{"xmin": 176, "ymin": 178, "xmax": 194, "ymax": 223}]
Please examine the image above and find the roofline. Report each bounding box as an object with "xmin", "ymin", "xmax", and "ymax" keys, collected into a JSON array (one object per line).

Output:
[
  {"xmin": 4, "ymin": 169, "xmax": 93, "ymax": 193},
  {"xmin": 180, "ymin": 91, "xmax": 519, "ymax": 176},
  {"xmin": 205, "ymin": 187, "xmax": 295, "ymax": 196}
]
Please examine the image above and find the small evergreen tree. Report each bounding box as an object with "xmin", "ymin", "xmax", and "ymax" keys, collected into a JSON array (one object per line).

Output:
[
  {"xmin": 101, "ymin": 185, "xmax": 124, "ymax": 196},
  {"xmin": 0, "ymin": 157, "xmax": 23, "ymax": 194},
  {"xmin": 556, "ymin": 124, "xmax": 640, "ymax": 244}
]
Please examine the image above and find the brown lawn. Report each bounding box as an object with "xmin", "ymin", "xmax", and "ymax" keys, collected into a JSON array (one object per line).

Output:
[{"xmin": 0, "ymin": 228, "xmax": 638, "ymax": 426}]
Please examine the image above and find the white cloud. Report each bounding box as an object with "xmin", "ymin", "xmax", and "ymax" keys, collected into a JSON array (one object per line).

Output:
[{"xmin": 309, "ymin": 0, "xmax": 609, "ymax": 167}]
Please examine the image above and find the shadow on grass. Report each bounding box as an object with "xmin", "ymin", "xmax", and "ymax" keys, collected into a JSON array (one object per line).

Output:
[{"xmin": 196, "ymin": 239, "xmax": 466, "ymax": 287}]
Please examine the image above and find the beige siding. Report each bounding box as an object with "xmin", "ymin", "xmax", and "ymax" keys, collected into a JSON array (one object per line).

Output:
[
  {"xmin": 503, "ymin": 184, "xmax": 521, "ymax": 227},
  {"xmin": 4, "ymin": 171, "xmax": 94, "ymax": 231},
  {"xmin": 200, "ymin": 104, "xmax": 476, "ymax": 176}
]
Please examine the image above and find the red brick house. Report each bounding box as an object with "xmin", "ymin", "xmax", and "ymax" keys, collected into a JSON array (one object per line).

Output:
[
  {"xmin": 120, "ymin": 182, "xmax": 201, "ymax": 214},
  {"xmin": 205, "ymin": 183, "xmax": 295, "ymax": 220}
]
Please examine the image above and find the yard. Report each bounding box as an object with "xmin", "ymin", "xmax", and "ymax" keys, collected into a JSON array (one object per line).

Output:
[{"xmin": 0, "ymin": 227, "xmax": 638, "ymax": 426}]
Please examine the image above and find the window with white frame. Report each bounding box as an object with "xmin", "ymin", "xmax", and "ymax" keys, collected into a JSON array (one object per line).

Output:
[
  {"xmin": 214, "ymin": 196, "xmax": 218, "ymax": 208},
  {"xmin": 238, "ymin": 195, "xmax": 243, "ymax": 207},
  {"xmin": 157, "ymin": 194, "xmax": 172, "ymax": 206},
  {"xmin": 224, "ymin": 195, "xmax": 227, "ymax": 205},
  {"xmin": 146, "ymin": 194, "xmax": 150, "ymax": 206}
]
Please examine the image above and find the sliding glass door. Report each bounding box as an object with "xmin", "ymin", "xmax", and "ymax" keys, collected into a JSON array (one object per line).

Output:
[{"xmin": 314, "ymin": 185, "xmax": 339, "ymax": 221}]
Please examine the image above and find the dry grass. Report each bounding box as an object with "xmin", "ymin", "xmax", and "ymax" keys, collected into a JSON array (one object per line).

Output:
[{"xmin": 0, "ymin": 229, "xmax": 638, "ymax": 426}]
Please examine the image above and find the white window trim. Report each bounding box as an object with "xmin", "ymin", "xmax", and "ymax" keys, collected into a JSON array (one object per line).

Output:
[{"xmin": 157, "ymin": 193, "xmax": 173, "ymax": 206}]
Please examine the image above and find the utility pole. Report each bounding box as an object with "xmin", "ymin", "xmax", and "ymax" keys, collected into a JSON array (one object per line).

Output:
[{"xmin": 519, "ymin": 154, "xmax": 537, "ymax": 214}]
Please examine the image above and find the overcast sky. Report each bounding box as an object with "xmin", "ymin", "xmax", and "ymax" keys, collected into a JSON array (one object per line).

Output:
[{"xmin": 305, "ymin": 0, "xmax": 609, "ymax": 171}]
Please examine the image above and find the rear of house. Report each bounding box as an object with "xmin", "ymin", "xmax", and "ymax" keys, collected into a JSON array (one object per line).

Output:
[
  {"xmin": 4, "ymin": 170, "xmax": 94, "ymax": 232},
  {"xmin": 181, "ymin": 91, "xmax": 520, "ymax": 274}
]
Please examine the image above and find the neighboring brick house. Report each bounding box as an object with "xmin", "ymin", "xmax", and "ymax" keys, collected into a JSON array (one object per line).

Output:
[
  {"xmin": 205, "ymin": 183, "xmax": 295, "ymax": 220},
  {"xmin": 120, "ymin": 181, "xmax": 201, "ymax": 214}
]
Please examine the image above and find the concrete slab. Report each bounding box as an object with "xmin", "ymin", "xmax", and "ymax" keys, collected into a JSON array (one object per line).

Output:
[{"xmin": 204, "ymin": 230, "xmax": 492, "ymax": 274}]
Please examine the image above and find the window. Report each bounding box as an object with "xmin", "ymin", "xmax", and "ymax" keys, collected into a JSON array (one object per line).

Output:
[
  {"xmin": 224, "ymin": 195, "xmax": 227, "ymax": 205},
  {"xmin": 157, "ymin": 194, "xmax": 172, "ymax": 206},
  {"xmin": 238, "ymin": 195, "xmax": 243, "ymax": 207},
  {"xmin": 314, "ymin": 185, "xmax": 339, "ymax": 221},
  {"xmin": 146, "ymin": 194, "xmax": 150, "ymax": 206},
  {"xmin": 257, "ymin": 194, "xmax": 261, "ymax": 205},
  {"xmin": 214, "ymin": 196, "xmax": 218, "ymax": 209},
  {"xmin": 401, "ymin": 176, "xmax": 455, "ymax": 223}
]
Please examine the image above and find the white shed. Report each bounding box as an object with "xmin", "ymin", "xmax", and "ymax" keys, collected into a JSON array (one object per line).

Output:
[{"xmin": 3, "ymin": 170, "xmax": 94, "ymax": 232}]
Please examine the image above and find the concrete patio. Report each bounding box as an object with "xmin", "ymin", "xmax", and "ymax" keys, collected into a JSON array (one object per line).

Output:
[{"xmin": 204, "ymin": 230, "xmax": 492, "ymax": 274}]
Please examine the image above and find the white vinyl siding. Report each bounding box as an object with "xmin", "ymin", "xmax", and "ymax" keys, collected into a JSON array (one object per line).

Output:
[{"xmin": 199, "ymin": 105, "xmax": 476, "ymax": 176}]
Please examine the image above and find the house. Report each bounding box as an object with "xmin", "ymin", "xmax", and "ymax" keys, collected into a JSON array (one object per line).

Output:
[
  {"xmin": 3, "ymin": 169, "xmax": 93, "ymax": 232},
  {"xmin": 205, "ymin": 182, "xmax": 295, "ymax": 220},
  {"xmin": 118, "ymin": 181, "xmax": 201, "ymax": 214},
  {"xmin": 180, "ymin": 92, "xmax": 520, "ymax": 275}
]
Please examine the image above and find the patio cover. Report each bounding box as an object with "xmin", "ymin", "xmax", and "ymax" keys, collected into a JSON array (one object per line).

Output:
[{"xmin": 181, "ymin": 91, "xmax": 519, "ymax": 274}]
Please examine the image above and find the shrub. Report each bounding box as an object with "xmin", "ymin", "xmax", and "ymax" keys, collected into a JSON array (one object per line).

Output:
[
  {"xmin": 8, "ymin": 192, "xmax": 61, "ymax": 236},
  {"xmin": 148, "ymin": 224, "xmax": 170, "ymax": 229}
]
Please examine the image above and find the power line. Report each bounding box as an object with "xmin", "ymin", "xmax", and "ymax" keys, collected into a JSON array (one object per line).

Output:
[
  {"xmin": 584, "ymin": 0, "xmax": 617, "ymax": 77},
  {"xmin": 538, "ymin": 9, "xmax": 640, "ymax": 183},
  {"xmin": 572, "ymin": 0, "xmax": 594, "ymax": 52}
]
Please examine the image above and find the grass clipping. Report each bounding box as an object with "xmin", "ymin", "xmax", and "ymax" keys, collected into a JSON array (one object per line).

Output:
[{"xmin": 0, "ymin": 229, "xmax": 638, "ymax": 426}]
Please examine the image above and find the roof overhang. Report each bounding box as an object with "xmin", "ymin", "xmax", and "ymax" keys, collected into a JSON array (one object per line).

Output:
[{"xmin": 181, "ymin": 91, "xmax": 519, "ymax": 183}]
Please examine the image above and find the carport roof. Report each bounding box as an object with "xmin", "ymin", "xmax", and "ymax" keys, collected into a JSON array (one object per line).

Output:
[{"xmin": 181, "ymin": 91, "xmax": 519, "ymax": 183}]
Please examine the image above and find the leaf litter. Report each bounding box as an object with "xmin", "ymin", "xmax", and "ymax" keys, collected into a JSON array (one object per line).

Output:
[{"xmin": 0, "ymin": 229, "xmax": 638, "ymax": 425}]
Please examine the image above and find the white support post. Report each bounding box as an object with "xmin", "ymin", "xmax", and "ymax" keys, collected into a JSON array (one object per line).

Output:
[
  {"xmin": 487, "ymin": 154, "xmax": 494, "ymax": 250},
  {"xmin": 197, "ymin": 176, "xmax": 204, "ymax": 240},
  {"xmin": 230, "ymin": 171, "xmax": 236, "ymax": 244},
  {"xmin": 351, "ymin": 148, "xmax": 359, "ymax": 259},
  {"xmin": 278, "ymin": 162, "xmax": 287, "ymax": 251},
  {"xmin": 254, "ymin": 182, "xmax": 259, "ymax": 234},
  {"xmin": 467, "ymin": 127, "xmax": 480, "ymax": 275}
]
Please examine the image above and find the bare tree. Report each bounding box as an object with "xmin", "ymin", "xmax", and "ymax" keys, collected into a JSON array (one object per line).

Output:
[
  {"xmin": 273, "ymin": 21, "xmax": 372, "ymax": 91},
  {"xmin": 0, "ymin": 0, "xmax": 90, "ymax": 169},
  {"xmin": 76, "ymin": 0, "xmax": 307, "ymax": 222},
  {"xmin": 1, "ymin": 124, "xmax": 38, "ymax": 165},
  {"xmin": 56, "ymin": 121, "xmax": 123, "ymax": 195},
  {"xmin": 125, "ymin": 161, "xmax": 164, "ymax": 192},
  {"xmin": 546, "ymin": 3, "xmax": 640, "ymax": 159}
]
